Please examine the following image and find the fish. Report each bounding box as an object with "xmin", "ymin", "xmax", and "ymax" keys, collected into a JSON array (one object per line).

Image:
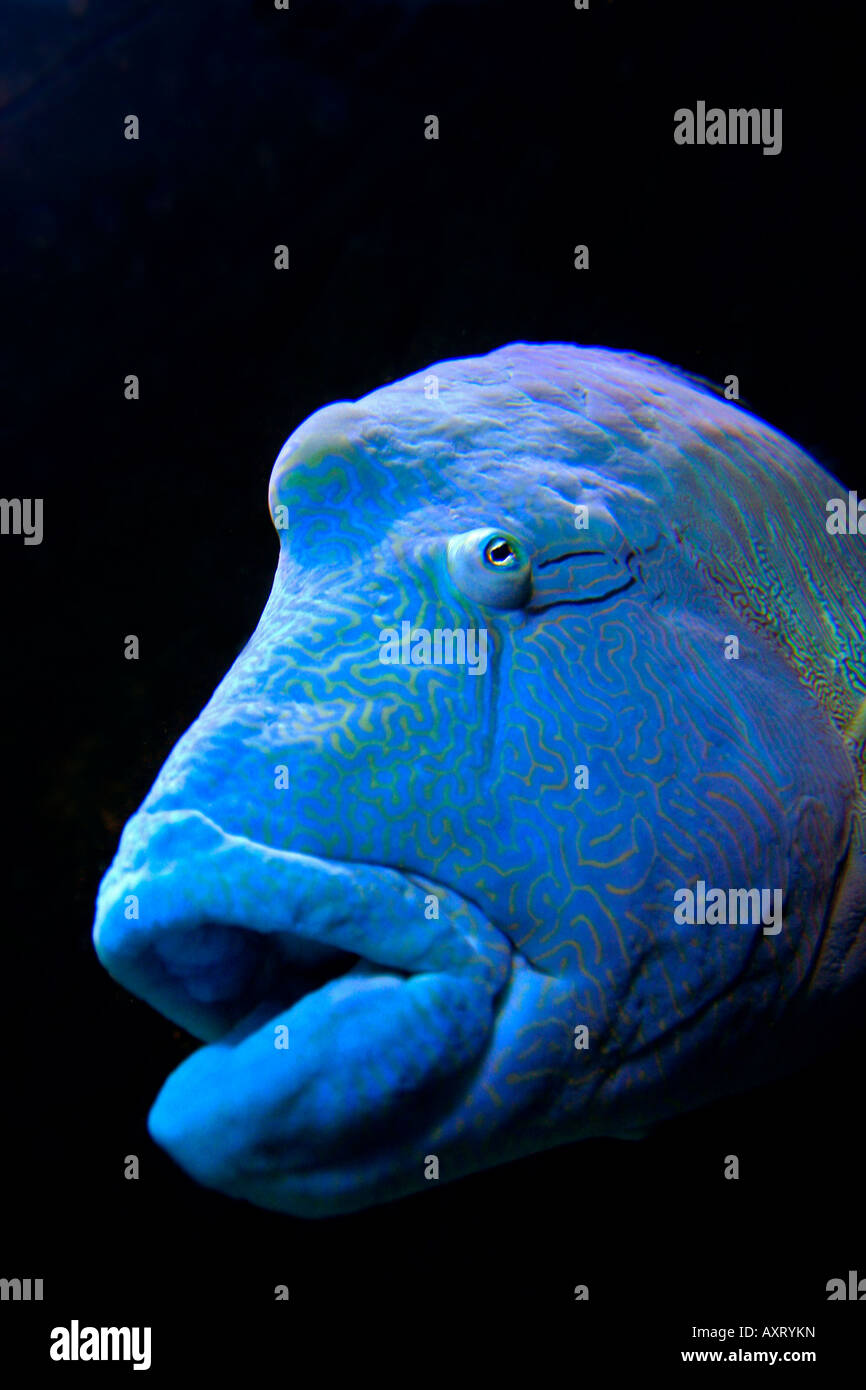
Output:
[{"xmin": 92, "ymin": 342, "xmax": 866, "ymax": 1217}]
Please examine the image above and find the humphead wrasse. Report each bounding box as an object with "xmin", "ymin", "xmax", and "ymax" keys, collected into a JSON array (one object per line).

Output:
[{"xmin": 93, "ymin": 344, "xmax": 866, "ymax": 1216}]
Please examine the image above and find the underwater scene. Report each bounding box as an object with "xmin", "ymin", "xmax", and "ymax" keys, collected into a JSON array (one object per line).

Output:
[{"xmin": 2, "ymin": 0, "xmax": 863, "ymax": 1375}]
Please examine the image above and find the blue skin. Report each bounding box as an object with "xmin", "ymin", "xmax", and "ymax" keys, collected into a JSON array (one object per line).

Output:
[{"xmin": 93, "ymin": 343, "xmax": 866, "ymax": 1216}]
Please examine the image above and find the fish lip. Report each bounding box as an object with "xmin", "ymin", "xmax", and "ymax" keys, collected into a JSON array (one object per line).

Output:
[{"xmin": 93, "ymin": 808, "xmax": 499, "ymax": 1042}]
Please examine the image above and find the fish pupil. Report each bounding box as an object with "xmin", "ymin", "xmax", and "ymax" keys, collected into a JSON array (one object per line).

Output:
[{"xmin": 485, "ymin": 537, "xmax": 516, "ymax": 567}]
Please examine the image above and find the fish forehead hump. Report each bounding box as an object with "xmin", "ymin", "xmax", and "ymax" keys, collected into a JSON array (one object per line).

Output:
[{"xmin": 271, "ymin": 342, "xmax": 865, "ymax": 758}]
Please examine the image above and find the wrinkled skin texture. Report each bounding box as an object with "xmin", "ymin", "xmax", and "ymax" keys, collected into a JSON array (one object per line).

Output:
[{"xmin": 93, "ymin": 343, "xmax": 866, "ymax": 1216}]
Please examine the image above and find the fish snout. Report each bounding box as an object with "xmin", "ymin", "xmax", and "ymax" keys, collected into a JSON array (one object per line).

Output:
[{"xmin": 92, "ymin": 807, "xmax": 520, "ymax": 1213}]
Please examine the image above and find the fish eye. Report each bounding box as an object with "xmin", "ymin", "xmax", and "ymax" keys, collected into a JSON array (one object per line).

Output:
[
  {"xmin": 483, "ymin": 536, "xmax": 519, "ymax": 568},
  {"xmin": 446, "ymin": 527, "xmax": 533, "ymax": 609}
]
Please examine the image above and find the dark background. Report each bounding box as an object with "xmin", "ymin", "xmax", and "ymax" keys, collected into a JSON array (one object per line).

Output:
[{"xmin": 1, "ymin": 0, "xmax": 863, "ymax": 1373}]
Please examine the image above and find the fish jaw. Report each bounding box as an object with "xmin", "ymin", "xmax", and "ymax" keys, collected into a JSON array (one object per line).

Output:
[{"xmin": 93, "ymin": 808, "xmax": 590, "ymax": 1215}]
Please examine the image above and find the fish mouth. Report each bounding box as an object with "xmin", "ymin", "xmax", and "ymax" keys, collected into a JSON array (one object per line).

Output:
[
  {"xmin": 93, "ymin": 808, "xmax": 507, "ymax": 1044},
  {"xmin": 93, "ymin": 809, "xmax": 513, "ymax": 1210}
]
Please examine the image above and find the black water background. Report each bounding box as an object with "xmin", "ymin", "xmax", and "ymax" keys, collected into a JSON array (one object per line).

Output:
[{"xmin": 0, "ymin": 0, "xmax": 863, "ymax": 1371}]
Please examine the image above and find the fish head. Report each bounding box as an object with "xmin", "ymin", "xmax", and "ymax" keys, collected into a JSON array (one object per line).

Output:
[{"xmin": 92, "ymin": 344, "xmax": 863, "ymax": 1214}]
